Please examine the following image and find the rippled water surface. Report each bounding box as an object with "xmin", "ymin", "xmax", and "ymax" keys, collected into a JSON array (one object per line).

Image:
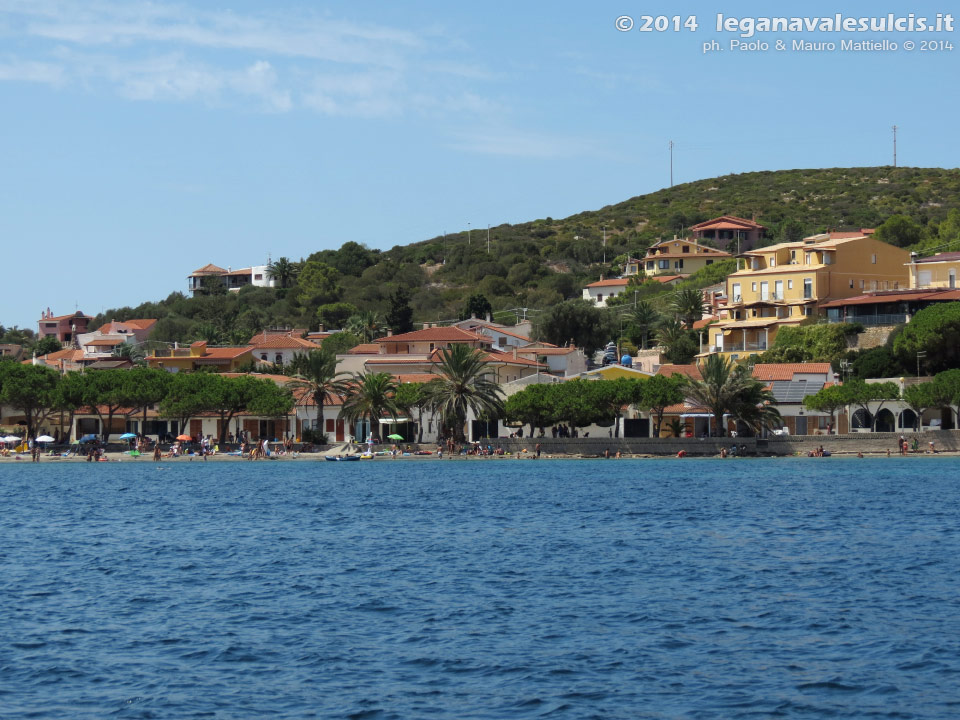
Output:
[{"xmin": 2, "ymin": 457, "xmax": 960, "ymax": 719}]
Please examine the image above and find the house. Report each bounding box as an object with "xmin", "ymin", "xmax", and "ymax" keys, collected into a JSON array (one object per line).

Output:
[
  {"xmin": 689, "ymin": 215, "xmax": 766, "ymax": 252},
  {"xmin": 187, "ymin": 263, "xmax": 276, "ymax": 295},
  {"xmin": 453, "ymin": 318, "xmax": 534, "ymax": 353},
  {"xmin": 582, "ymin": 277, "xmax": 631, "ymax": 306},
  {"xmin": 705, "ymin": 231, "xmax": 911, "ymax": 360},
  {"xmin": 751, "ymin": 363, "xmax": 839, "ymax": 435},
  {"xmin": 146, "ymin": 341, "xmax": 254, "ymax": 373},
  {"xmin": 30, "ymin": 348, "xmax": 88, "ymax": 372},
  {"xmin": 906, "ymin": 250, "xmax": 960, "ymax": 289},
  {"xmin": 642, "ymin": 238, "xmax": 731, "ymax": 277},
  {"xmin": 76, "ymin": 319, "xmax": 158, "ymax": 359},
  {"xmin": 248, "ymin": 333, "xmax": 321, "ymax": 367},
  {"xmin": 515, "ymin": 343, "xmax": 587, "ymax": 377},
  {"xmin": 37, "ymin": 309, "xmax": 92, "ymax": 344}
]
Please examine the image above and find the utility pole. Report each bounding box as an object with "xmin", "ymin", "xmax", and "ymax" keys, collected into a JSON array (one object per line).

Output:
[
  {"xmin": 602, "ymin": 226, "xmax": 607, "ymax": 264},
  {"xmin": 669, "ymin": 140, "xmax": 674, "ymax": 187},
  {"xmin": 443, "ymin": 231, "xmax": 446, "ymax": 264},
  {"xmin": 892, "ymin": 125, "xmax": 898, "ymax": 167},
  {"xmin": 468, "ymin": 222, "xmax": 471, "ymax": 245},
  {"xmin": 487, "ymin": 224, "xmax": 490, "ymax": 254}
]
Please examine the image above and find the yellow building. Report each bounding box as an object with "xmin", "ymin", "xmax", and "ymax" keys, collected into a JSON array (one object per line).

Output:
[
  {"xmin": 642, "ymin": 238, "xmax": 731, "ymax": 277},
  {"xmin": 147, "ymin": 341, "xmax": 253, "ymax": 372},
  {"xmin": 706, "ymin": 231, "xmax": 910, "ymax": 360},
  {"xmin": 907, "ymin": 250, "xmax": 960, "ymax": 289}
]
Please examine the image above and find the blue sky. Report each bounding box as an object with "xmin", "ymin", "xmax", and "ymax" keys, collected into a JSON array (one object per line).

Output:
[{"xmin": 1, "ymin": 0, "xmax": 957, "ymax": 329}]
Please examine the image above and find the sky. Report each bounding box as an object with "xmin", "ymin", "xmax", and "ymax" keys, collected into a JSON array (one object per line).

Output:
[{"xmin": 1, "ymin": 0, "xmax": 958, "ymax": 329}]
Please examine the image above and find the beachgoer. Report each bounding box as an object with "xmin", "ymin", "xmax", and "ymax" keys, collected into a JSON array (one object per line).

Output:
[
  {"xmin": 857, "ymin": 451, "xmax": 864, "ymax": 458},
  {"xmin": 535, "ymin": 443, "xmax": 541, "ymax": 459},
  {"xmin": 153, "ymin": 444, "xmax": 162, "ymax": 461}
]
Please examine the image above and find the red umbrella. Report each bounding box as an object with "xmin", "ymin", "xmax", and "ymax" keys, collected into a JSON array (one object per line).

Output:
[{"xmin": 176, "ymin": 434, "xmax": 192, "ymax": 442}]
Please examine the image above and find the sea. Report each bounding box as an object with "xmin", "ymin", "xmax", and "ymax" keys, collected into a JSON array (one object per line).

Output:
[{"xmin": 1, "ymin": 457, "xmax": 959, "ymax": 719}]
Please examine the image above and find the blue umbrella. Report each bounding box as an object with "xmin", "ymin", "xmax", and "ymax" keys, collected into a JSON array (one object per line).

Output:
[
  {"xmin": 119, "ymin": 433, "xmax": 137, "ymax": 440},
  {"xmin": 79, "ymin": 434, "xmax": 98, "ymax": 443}
]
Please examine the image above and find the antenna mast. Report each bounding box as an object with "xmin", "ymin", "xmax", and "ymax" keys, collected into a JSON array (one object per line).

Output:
[
  {"xmin": 892, "ymin": 125, "xmax": 898, "ymax": 167},
  {"xmin": 669, "ymin": 140, "xmax": 674, "ymax": 187}
]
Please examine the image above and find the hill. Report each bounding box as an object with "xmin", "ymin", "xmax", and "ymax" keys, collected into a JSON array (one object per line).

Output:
[{"xmin": 75, "ymin": 166, "xmax": 960, "ymax": 346}]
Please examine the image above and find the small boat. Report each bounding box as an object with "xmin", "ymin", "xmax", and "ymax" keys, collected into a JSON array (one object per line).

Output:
[{"xmin": 325, "ymin": 454, "xmax": 360, "ymax": 461}]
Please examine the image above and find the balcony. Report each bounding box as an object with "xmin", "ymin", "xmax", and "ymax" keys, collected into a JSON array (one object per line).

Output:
[
  {"xmin": 834, "ymin": 314, "xmax": 908, "ymax": 326},
  {"xmin": 719, "ymin": 341, "xmax": 768, "ymax": 353}
]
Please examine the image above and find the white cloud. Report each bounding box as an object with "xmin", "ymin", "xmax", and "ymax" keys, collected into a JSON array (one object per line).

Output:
[{"xmin": 0, "ymin": 0, "xmax": 501, "ymax": 126}]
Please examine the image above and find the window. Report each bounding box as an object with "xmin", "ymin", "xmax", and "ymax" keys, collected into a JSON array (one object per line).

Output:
[
  {"xmin": 597, "ymin": 294, "xmax": 602, "ymax": 302},
  {"xmin": 646, "ymin": 261, "xmax": 654, "ymax": 270},
  {"xmin": 790, "ymin": 250, "xmax": 797, "ymax": 262},
  {"xmin": 260, "ymin": 353, "xmax": 267, "ymax": 361},
  {"xmin": 849, "ymin": 279, "xmax": 854, "ymax": 288},
  {"xmin": 871, "ymin": 254, "xmax": 877, "ymax": 264},
  {"xmin": 760, "ymin": 281, "xmax": 769, "ymax": 301},
  {"xmin": 658, "ymin": 259, "xmax": 670, "ymax": 269},
  {"xmin": 674, "ymin": 260, "xmax": 684, "ymax": 270},
  {"xmin": 804, "ymin": 307, "xmax": 813, "ymax": 316},
  {"xmin": 275, "ymin": 354, "xmax": 283, "ymax": 364},
  {"xmin": 732, "ymin": 282, "xmax": 741, "ymax": 301},
  {"xmin": 787, "ymin": 279, "xmax": 793, "ymax": 290},
  {"xmin": 429, "ymin": 343, "xmax": 436, "ymax": 351},
  {"xmin": 254, "ymin": 273, "xmax": 263, "ymax": 280},
  {"xmin": 751, "ymin": 282, "xmax": 757, "ymax": 292},
  {"xmin": 774, "ymin": 280, "xmax": 783, "ymax": 299},
  {"xmin": 805, "ymin": 253, "xmax": 812, "ymax": 264},
  {"xmin": 770, "ymin": 258, "xmax": 776, "ymax": 267},
  {"xmin": 803, "ymin": 278, "xmax": 813, "ymax": 299},
  {"xmin": 859, "ymin": 280, "xmax": 865, "ymax": 290},
  {"xmin": 706, "ymin": 259, "xmax": 713, "ymax": 266},
  {"xmin": 682, "ymin": 245, "xmax": 689, "ymax": 253}
]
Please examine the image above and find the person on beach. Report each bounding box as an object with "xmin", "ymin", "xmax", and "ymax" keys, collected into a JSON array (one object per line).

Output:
[
  {"xmin": 153, "ymin": 444, "xmax": 162, "ymax": 461},
  {"xmin": 929, "ymin": 440, "xmax": 936, "ymax": 454},
  {"xmin": 535, "ymin": 443, "xmax": 541, "ymax": 459}
]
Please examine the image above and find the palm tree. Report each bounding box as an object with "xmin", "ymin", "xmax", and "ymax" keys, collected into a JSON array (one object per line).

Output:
[
  {"xmin": 681, "ymin": 354, "xmax": 781, "ymax": 436},
  {"xmin": 421, "ymin": 343, "xmax": 505, "ymax": 443},
  {"xmin": 288, "ymin": 349, "xmax": 347, "ymax": 437},
  {"xmin": 266, "ymin": 257, "xmax": 299, "ymax": 289},
  {"xmin": 111, "ymin": 343, "xmax": 146, "ymax": 366},
  {"xmin": 346, "ymin": 310, "xmax": 387, "ymax": 343},
  {"xmin": 671, "ymin": 287, "xmax": 708, "ymax": 328},
  {"xmin": 340, "ymin": 372, "xmax": 400, "ymax": 441},
  {"xmin": 626, "ymin": 300, "xmax": 660, "ymax": 349}
]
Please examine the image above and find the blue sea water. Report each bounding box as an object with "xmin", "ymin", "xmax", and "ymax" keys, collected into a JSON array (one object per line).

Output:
[{"xmin": 2, "ymin": 457, "xmax": 960, "ymax": 719}]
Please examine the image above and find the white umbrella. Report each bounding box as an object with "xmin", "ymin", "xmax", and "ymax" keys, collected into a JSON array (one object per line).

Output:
[
  {"xmin": 35, "ymin": 435, "xmax": 55, "ymax": 443},
  {"xmin": 1, "ymin": 435, "xmax": 21, "ymax": 443}
]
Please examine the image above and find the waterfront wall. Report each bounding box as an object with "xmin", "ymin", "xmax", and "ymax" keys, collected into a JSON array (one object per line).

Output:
[{"xmin": 489, "ymin": 430, "xmax": 960, "ymax": 457}]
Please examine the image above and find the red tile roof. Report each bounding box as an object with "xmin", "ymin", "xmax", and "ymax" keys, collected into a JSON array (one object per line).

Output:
[
  {"xmin": 377, "ymin": 327, "xmax": 485, "ymax": 343},
  {"xmin": 819, "ymin": 289, "xmax": 960, "ymax": 308},
  {"xmin": 650, "ymin": 275, "xmax": 684, "ymax": 284},
  {"xmin": 250, "ymin": 335, "xmax": 320, "ymax": 350},
  {"xmin": 585, "ymin": 278, "xmax": 630, "ymax": 288},
  {"xmin": 85, "ymin": 338, "xmax": 124, "ymax": 347},
  {"xmin": 915, "ymin": 251, "xmax": 960, "ymax": 264},
  {"xmin": 692, "ymin": 316, "xmax": 718, "ymax": 330},
  {"xmin": 189, "ymin": 264, "xmax": 227, "ymax": 275},
  {"xmin": 348, "ymin": 343, "xmax": 381, "ymax": 355},
  {"xmin": 751, "ymin": 363, "xmax": 832, "ymax": 381},
  {"xmin": 96, "ymin": 319, "xmax": 157, "ymax": 333},
  {"xmin": 396, "ymin": 373, "xmax": 440, "ymax": 384},
  {"xmin": 656, "ymin": 364, "xmax": 702, "ymax": 381},
  {"xmin": 690, "ymin": 215, "xmax": 766, "ymax": 231}
]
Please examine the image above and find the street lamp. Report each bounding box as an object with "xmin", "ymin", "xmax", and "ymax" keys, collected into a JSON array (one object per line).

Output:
[{"xmin": 916, "ymin": 351, "xmax": 927, "ymax": 378}]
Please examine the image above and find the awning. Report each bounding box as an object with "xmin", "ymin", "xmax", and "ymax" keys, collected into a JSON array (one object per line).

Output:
[{"xmin": 378, "ymin": 418, "xmax": 411, "ymax": 424}]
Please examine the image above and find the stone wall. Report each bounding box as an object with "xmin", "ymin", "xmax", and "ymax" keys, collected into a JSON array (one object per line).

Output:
[{"xmin": 848, "ymin": 325, "xmax": 898, "ymax": 350}]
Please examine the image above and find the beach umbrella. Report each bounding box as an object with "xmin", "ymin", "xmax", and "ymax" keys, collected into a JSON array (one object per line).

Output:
[
  {"xmin": 119, "ymin": 433, "xmax": 137, "ymax": 440},
  {"xmin": 79, "ymin": 434, "xmax": 99, "ymax": 443},
  {"xmin": 176, "ymin": 434, "xmax": 192, "ymax": 442},
  {"xmin": 35, "ymin": 435, "xmax": 55, "ymax": 443},
  {"xmin": 1, "ymin": 435, "xmax": 21, "ymax": 443},
  {"xmin": 387, "ymin": 433, "xmax": 404, "ymax": 441}
]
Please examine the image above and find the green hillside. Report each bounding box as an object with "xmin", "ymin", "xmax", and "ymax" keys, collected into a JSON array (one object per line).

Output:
[{"xmin": 70, "ymin": 165, "xmax": 960, "ymax": 348}]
